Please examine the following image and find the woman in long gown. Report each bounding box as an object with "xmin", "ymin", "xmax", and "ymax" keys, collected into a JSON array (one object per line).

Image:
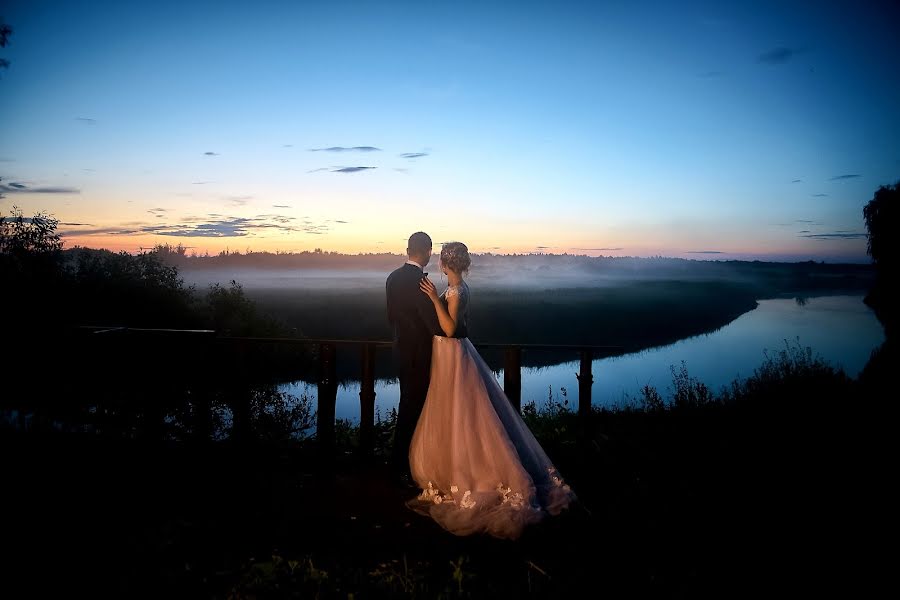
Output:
[{"xmin": 407, "ymin": 242, "xmax": 575, "ymax": 540}]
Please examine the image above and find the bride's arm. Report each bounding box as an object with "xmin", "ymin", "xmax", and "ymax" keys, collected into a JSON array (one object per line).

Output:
[{"xmin": 419, "ymin": 277, "xmax": 459, "ymax": 337}]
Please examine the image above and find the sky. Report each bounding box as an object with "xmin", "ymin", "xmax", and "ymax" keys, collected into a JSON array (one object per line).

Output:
[{"xmin": 1, "ymin": 0, "xmax": 898, "ymax": 262}]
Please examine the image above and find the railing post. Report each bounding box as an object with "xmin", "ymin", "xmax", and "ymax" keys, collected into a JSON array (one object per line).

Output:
[
  {"xmin": 577, "ymin": 349, "xmax": 593, "ymax": 421},
  {"xmin": 192, "ymin": 390, "xmax": 212, "ymax": 443},
  {"xmin": 317, "ymin": 342, "xmax": 337, "ymax": 458},
  {"xmin": 228, "ymin": 339, "xmax": 253, "ymax": 446},
  {"xmin": 504, "ymin": 346, "xmax": 522, "ymax": 412},
  {"xmin": 358, "ymin": 343, "xmax": 376, "ymax": 459}
]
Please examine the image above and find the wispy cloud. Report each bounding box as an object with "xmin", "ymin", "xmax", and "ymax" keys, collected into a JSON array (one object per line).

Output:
[
  {"xmin": 394, "ymin": 168, "xmax": 410, "ymax": 174},
  {"xmin": 0, "ymin": 182, "xmax": 80, "ymax": 194},
  {"xmin": 224, "ymin": 195, "xmax": 252, "ymax": 206},
  {"xmin": 686, "ymin": 250, "xmax": 725, "ymax": 254},
  {"xmin": 75, "ymin": 117, "xmax": 96, "ymax": 124},
  {"xmin": 812, "ymin": 193, "xmax": 829, "ymax": 197},
  {"xmin": 148, "ymin": 208, "xmax": 169, "ymax": 218},
  {"xmin": 272, "ymin": 204, "xmax": 291, "ymax": 208},
  {"xmin": 400, "ymin": 152, "xmax": 429, "ymax": 159},
  {"xmin": 332, "ymin": 166, "xmax": 376, "ymax": 173},
  {"xmin": 800, "ymin": 231, "xmax": 867, "ymax": 240},
  {"xmin": 307, "ymin": 167, "xmax": 331, "ymax": 173},
  {"xmin": 282, "ymin": 144, "xmax": 293, "ymax": 148},
  {"xmin": 796, "ymin": 220, "xmax": 815, "ymax": 223},
  {"xmin": 204, "ymin": 151, "xmax": 219, "ymax": 156},
  {"xmin": 59, "ymin": 214, "xmax": 340, "ymax": 239},
  {"xmin": 192, "ymin": 181, "xmax": 212, "ymax": 185},
  {"xmin": 758, "ymin": 47, "xmax": 800, "ymax": 65},
  {"xmin": 798, "ymin": 230, "xmax": 810, "ymax": 233},
  {"xmin": 332, "ymin": 220, "xmax": 348, "ymax": 224},
  {"xmin": 829, "ymin": 174, "xmax": 860, "ymax": 180},
  {"xmin": 58, "ymin": 226, "xmax": 145, "ymax": 236},
  {"xmin": 572, "ymin": 247, "xmax": 624, "ymax": 251},
  {"xmin": 792, "ymin": 179, "xmax": 802, "ymax": 183},
  {"xmin": 309, "ymin": 146, "xmax": 381, "ymax": 153}
]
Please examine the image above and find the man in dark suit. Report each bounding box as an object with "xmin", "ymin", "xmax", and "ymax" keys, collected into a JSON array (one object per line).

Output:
[{"xmin": 386, "ymin": 231, "xmax": 442, "ymax": 485}]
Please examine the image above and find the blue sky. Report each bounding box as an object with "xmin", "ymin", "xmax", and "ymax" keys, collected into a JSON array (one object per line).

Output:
[{"xmin": 1, "ymin": 0, "xmax": 898, "ymax": 260}]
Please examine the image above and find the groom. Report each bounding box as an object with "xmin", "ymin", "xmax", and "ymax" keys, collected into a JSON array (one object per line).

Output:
[{"xmin": 386, "ymin": 232, "xmax": 442, "ymax": 486}]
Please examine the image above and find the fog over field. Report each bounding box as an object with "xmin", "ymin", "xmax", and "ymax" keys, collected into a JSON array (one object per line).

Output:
[{"xmin": 177, "ymin": 252, "xmax": 875, "ymax": 294}]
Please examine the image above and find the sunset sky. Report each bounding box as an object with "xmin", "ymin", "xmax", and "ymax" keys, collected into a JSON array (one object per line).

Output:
[{"xmin": 1, "ymin": 0, "xmax": 898, "ymax": 261}]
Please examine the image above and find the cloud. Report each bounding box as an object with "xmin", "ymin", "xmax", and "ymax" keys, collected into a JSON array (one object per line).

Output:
[
  {"xmin": 799, "ymin": 232, "xmax": 867, "ymax": 240},
  {"xmin": 394, "ymin": 168, "xmax": 410, "ymax": 173},
  {"xmin": 792, "ymin": 179, "xmax": 802, "ymax": 183},
  {"xmin": 798, "ymin": 230, "xmax": 810, "ymax": 233},
  {"xmin": 758, "ymin": 47, "xmax": 800, "ymax": 65},
  {"xmin": 60, "ymin": 222, "xmax": 93, "ymax": 226},
  {"xmin": 148, "ymin": 208, "xmax": 169, "ymax": 218},
  {"xmin": 571, "ymin": 247, "xmax": 624, "ymax": 251},
  {"xmin": 0, "ymin": 158, "xmax": 14, "ymax": 162},
  {"xmin": 307, "ymin": 167, "xmax": 332, "ymax": 173},
  {"xmin": 272, "ymin": 204, "xmax": 292, "ymax": 208},
  {"xmin": 400, "ymin": 152, "xmax": 429, "ymax": 159},
  {"xmin": 686, "ymin": 251, "xmax": 725, "ymax": 254},
  {"xmin": 829, "ymin": 174, "xmax": 860, "ymax": 180},
  {"xmin": 192, "ymin": 181, "xmax": 212, "ymax": 185},
  {"xmin": 333, "ymin": 220, "xmax": 348, "ymax": 224},
  {"xmin": 0, "ymin": 182, "xmax": 80, "ymax": 194},
  {"xmin": 59, "ymin": 213, "xmax": 339, "ymax": 239},
  {"xmin": 332, "ymin": 166, "xmax": 376, "ymax": 173},
  {"xmin": 224, "ymin": 195, "xmax": 252, "ymax": 206},
  {"xmin": 282, "ymin": 144, "xmax": 293, "ymax": 148},
  {"xmin": 58, "ymin": 226, "xmax": 145, "ymax": 236},
  {"xmin": 795, "ymin": 220, "xmax": 815, "ymax": 223},
  {"xmin": 75, "ymin": 117, "xmax": 96, "ymax": 123},
  {"xmin": 309, "ymin": 146, "xmax": 381, "ymax": 152},
  {"xmin": 204, "ymin": 151, "xmax": 219, "ymax": 156},
  {"xmin": 812, "ymin": 193, "xmax": 829, "ymax": 197}
]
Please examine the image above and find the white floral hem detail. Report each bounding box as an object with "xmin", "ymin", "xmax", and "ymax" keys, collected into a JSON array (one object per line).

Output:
[
  {"xmin": 548, "ymin": 467, "xmax": 572, "ymax": 493},
  {"xmin": 496, "ymin": 483, "xmax": 526, "ymax": 509},
  {"xmin": 417, "ymin": 481, "xmax": 477, "ymax": 509}
]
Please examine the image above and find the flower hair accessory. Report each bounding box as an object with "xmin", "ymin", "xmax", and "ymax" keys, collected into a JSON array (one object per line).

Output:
[{"xmin": 440, "ymin": 241, "xmax": 471, "ymax": 274}]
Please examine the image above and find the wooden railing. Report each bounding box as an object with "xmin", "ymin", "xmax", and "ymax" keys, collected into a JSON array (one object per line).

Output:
[{"xmin": 77, "ymin": 327, "xmax": 622, "ymax": 455}]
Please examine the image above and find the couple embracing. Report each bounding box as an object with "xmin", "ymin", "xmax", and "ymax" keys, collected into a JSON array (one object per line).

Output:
[{"xmin": 386, "ymin": 232, "xmax": 575, "ymax": 540}]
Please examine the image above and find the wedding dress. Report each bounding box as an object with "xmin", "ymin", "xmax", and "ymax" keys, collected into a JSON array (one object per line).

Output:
[{"xmin": 407, "ymin": 282, "xmax": 575, "ymax": 540}]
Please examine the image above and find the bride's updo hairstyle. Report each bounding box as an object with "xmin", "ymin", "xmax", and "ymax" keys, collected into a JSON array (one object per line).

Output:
[{"xmin": 440, "ymin": 241, "xmax": 471, "ymax": 274}]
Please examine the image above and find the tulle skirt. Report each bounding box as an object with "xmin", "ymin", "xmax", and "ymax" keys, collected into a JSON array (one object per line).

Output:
[{"xmin": 407, "ymin": 336, "xmax": 575, "ymax": 540}]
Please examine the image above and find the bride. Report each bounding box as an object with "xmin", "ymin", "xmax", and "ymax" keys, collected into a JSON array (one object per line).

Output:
[{"xmin": 407, "ymin": 241, "xmax": 575, "ymax": 540}]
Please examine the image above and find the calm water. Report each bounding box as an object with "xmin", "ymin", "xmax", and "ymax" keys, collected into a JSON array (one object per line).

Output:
[{"xmin": 279, "ymin": 295, "xmax": 885, "ymax": 421}]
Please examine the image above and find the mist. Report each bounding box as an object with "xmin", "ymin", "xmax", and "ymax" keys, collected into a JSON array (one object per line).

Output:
[{"xmin": 176, "ymin": 253, "xmax": 875, "ymax": 293}]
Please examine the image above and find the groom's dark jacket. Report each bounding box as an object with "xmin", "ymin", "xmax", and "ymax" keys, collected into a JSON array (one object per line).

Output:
[{"xmin": 386, "ymin": 263, "xmax": 442, "ymax": 377}]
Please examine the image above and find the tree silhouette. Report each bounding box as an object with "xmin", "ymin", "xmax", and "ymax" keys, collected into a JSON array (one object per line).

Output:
[
  {"xmin": 863, "ymin": 181, "xmax": 898, "ymax": 337},
  {"xmin": 1, "ymin": 19, "xmax": 12, "ymax": 73},
  {"xmin": 863, "ymin": 181, "xmax": 898, "ymax": 273}
]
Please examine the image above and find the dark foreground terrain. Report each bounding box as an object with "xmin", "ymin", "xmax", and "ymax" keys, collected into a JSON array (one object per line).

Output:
[{"xmin": 4, "ymin": 364, "xmax": 885, "ymax": 599}]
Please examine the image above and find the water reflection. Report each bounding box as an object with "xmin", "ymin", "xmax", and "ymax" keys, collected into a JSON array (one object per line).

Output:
[{"xmin": 279, "ymin": 295, "xmax": 884, "ymax": 422}]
